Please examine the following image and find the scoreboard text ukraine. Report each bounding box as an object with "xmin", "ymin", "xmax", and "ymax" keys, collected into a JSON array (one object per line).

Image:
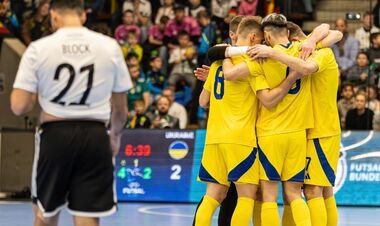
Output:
[{"xmin": 116, "ymin": 129, "xmax": 195, "ymax": 202}]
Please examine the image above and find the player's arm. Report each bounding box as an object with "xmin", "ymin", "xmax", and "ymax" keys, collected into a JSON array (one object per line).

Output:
[
  {"xmin": 247, "ymin": 44, "xmax": 318, "ymax": 75},
  {"xmin": 199, "ymin": 89, "xmax": 210, "ymax": 108},
  {"xmin": 222, "ymin": 58, "xmax": 250, "ymax": 80},
  {"xmin": 318, "ymin": 30, "xmax": 343, "ymax": 48},
  {"xmin": 11, "ymin": 44, "xmax": 38, "ymax": 115},
  {"xmin": 255, "ymin": 70, "xmax": 301, "ymax": 109},
  {"xmin": 110, "ymin": 93, "xmax": 128, "ymax": 156},
  {"xmin": 10, "ymin": 89, "xmax": 37, "ymax": 115},
  {"xmin": 207, "ymin": 45, "xmax": 248, "ymax": 63}
]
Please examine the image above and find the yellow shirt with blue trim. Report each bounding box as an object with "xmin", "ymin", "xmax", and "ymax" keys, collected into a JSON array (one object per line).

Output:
[
  {"xmin": 204, "ymin": 56, "xmax": 259, "ymax": 147},
  {"xmin": 248, "ymin": 41, "xmax": 314, "ymax": 137},
  {"xmin": 307, "ymin": 47, "xmax": 341, "ymax": 139}
]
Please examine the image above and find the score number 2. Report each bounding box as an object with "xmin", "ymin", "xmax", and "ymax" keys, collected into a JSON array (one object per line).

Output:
[{"xmin": 170, "ymin": 165, "xmax": 182, "ymax": 180}]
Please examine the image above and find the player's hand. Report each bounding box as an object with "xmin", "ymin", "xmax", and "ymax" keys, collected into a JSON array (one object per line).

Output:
[
  {"xmin": 110, "ymin": 130, "xmax": 121, "ymax": 156},
  {"xmin": 194, "ymin": 65, "xmax": 210, "ymax": 81},
  {"xmin": 247, "ymin": 45, "xmax": 273, "ymax": 60},
  {"xmin": 300, "ymin": 40, "xmax": 316, "ymax": 60}
]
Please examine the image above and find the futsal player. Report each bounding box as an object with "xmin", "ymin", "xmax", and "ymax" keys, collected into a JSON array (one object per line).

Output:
[
  {"xmin": 10, "ymin": 1, "xmax": 132, "ymax": 226},
  {"xmin": 193, "ymin": 16, "xmax": 300, "ymax": 226},
  {"xmin": 248, "ymin": 22, "xmax": 341, "ymax": 226}
]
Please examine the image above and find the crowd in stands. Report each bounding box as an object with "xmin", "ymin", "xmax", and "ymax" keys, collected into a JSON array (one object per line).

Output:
[{"xmin": 1, "ymin": 0, "xmax": 380, "ymax": 130}]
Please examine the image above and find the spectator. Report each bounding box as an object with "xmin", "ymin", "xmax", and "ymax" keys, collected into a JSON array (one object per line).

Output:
[
  {"xmin": 123, "ymin": 0, "xmax": 152, "ymax": 22},
  {"xmin": 355, "ymin": 12, "xmax": 380, "ymax": 50},
  {"xmin": 114, "ymin": 9, "xmax": 141, "ymax": 44},
  {"xmin": 83, "ymin": 0, "xmax": 106, "ymax": 26},
  {"xmin": 239, "ymin": 0, "xmax": 259, "ymax": 16},
  {"xmin": 155, "ymin": 0, "xmax": 175, "ymax": 24},
  {"xmin": 211, "ymin": 0, "xmax": 238, "ymax": 40},
  {"xmin": 162, "ymin": 88, "xmax": 188, "ymax": 129},
  {"xmin": 147, "ymin": 55, "xmax": 167, "ymax": 98},
  {"xmin": 21, "ymin": 0, "xmax": 50, "ymax": 45},
  {"xmin": 168, "ymin": 31, "xmax": 197, "ymax": 89},
  {"xmin": 197, "ymin": 10, "xmax": 216, "ymax": 66},
  {"xmin": 145, "ymin": 16, "xmax": 169, "ymax": 74},
  {"xmin": 149, "ymin": 16, "xmax": 169, "ymax": 48},
  {"xmin": 151, "ymin": 96, "xmax": 180, "ymax": 129},
  {"xmin": 164, "ymin": 4, "xmax": 201, "ymax": 47},
  {"xmin": 373, "ymin": 0, "xmax": 380, "ymax": 28},
  {"xmin": 332, "ymin": 18, "xmax": 360, "ymax": 76},
  {"xmin": 186, "ymin": 0, "xmax": 206, "ymax": 18},
  {"xmin": 346, "ymin": 93, "xmax": 374, "ymax": 130},
  {"xmin": 127, "ymin": 64, "xmax": 150, "ymax": 112},
  {"xmin": 0, "ymin": 0, "xmax": 18, "ymax": 35},
  {"xmin": 126, "ymin": 100, "xmax": 151, "ymax": 128},
  {"xmin": 367, "ymin": 85, "xmax": 380, "ymax": 112},
  {"xmin": 338, "ymin": 83, "xmax": 355, "ymax": 129},
  {"xmin": 121, "ymin": 31, "xmax": 143, "ymax": 61},
  {"xmin": 369, "ymin": 32, "xmax": 380, "ymax": 63},
  {"xmin": 346, "ymin": 52, "xmax": 377, "ymax": 87},
  {"xmin": 138, "ymin": 12, "xmax": 151, "ymax": 43},
  {"xmin": 126, "ymin": 52, "xmax": 140, "ymax": 67}
]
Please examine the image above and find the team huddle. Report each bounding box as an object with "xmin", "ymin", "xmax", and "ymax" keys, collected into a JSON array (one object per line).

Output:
[{"xmin": 194, "ymin": 14, "xmax": 342, "ymax": 226}]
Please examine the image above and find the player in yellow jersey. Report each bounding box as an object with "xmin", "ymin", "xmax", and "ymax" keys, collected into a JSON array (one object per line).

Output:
[
  {"xmin": 220, "ymin": 14, "xmax": 312, "ymax": 226},
  {"xmin": 193, "ymin": 17, "xmax": 300, "ymax": 226},
  {"xmin": 248, "ymin": 22, "xmax": 342, "ymax": 226}
]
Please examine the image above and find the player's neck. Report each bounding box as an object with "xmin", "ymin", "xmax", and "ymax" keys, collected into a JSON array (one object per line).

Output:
[
  {"xmin": 236, "ymin": 38, "xmax": 250, "ymax": 46},
  {"xmin": 271, "ymin": 36, "xmax": 290, "ymax": 47},
  {"xmin": 58, "ymin": 16, "xmax": 83, "ymax": 28}
]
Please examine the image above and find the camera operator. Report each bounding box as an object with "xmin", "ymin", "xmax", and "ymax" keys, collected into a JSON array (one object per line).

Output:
[{"xmin": 151, "ymin": 95, "xmax": 180, "ymax": 129}]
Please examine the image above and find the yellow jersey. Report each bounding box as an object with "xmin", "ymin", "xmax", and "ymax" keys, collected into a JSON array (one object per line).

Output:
[
  {"xmin": 307, "ymin": 48, "xmax": 341, "ymax": 139},
  {"xmin": 249, "ymin": 41, "xmax": 314, "ymax": 137},
  {"xmin": 204, "ymin": 56, "xmax": 259, "ymax": 147}
]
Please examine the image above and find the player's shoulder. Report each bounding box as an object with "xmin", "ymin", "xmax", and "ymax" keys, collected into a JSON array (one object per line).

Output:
[{"xmin": 85, "ymin": 29, "xmax": 119, "ymax": 47}]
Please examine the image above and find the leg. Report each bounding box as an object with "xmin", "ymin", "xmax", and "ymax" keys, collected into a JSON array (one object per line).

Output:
[
  {"xmin": 253, "ymin": 188, "xmax": 262, "ymax": 226},
  {"xmin": 303, "ymin": 185, "xmax": 327, "ymax": 226},
  {"xmin": 260, "ymin": 180, "xmax": 280, "ymax": 226},
  {"xmin": 218, "ymin": 183, "xmax": 238, "ymax": 226},
  {"xmin": 74, "ymin": 216, "xmax": 99, "ymax": 226},
  {"xmin": 33, "ymin": 204, "xmax": 60, "ymax": 226},
  {"xmin": 194, "ymin": 182, "xmax": 229, "ymax": 226},
  {"xmin": 282, "ymin": 183, "xmax": 296, "ymax": 226},
  {"xmin": 231, "ymin": 183, "xmax": 258, "ymax": 226},
  {"xmin": 323, "ymin": 187, "xmax": 338, "ymax": 226},
  {"xmin": 283, "ymin": 182, "xmax": 311, "ymax": 226}
]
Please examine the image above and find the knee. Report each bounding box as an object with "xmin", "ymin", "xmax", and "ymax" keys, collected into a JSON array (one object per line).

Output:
[
  {"xmin": 284, "ymin": 184, "xmax": 302, "ymax": 202},
  {"xmin": 323, "ymin": 186, "xmax": 334, "ymax": 199},
  {"xmin": 35, "ymin": 214, "xmax": 58, "ymax": 226},
  {"xmin": 303, "ymin": 185, "xmax": 323, "ymax": 200}
]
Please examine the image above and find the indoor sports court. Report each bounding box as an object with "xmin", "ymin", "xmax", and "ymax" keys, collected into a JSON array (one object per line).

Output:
[
  {"xmin": 1, "ymin": 0, "xmax": 380, "ymax": 226},
  {"xmin": 0, "ymin": 202, "xmax": 379, "ymax": 225}
]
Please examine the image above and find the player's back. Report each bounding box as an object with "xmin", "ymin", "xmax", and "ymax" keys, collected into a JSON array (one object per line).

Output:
[
  {"xmin": 308, "ymin": 48, "xmax": 341, "ymax": 139},
  {"xmin": 256, "ymin": 41, "xmax": 313, "ymax": 136},
  {"xmin": 16, "ymin": 27, "xmax": 131, "ymax": 121},
  {"xmin": 204, "ymin": 56, "xmax": 258, "ymax": 147}
]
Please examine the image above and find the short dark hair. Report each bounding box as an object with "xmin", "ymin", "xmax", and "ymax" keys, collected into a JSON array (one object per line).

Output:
[
  {"xmin": 123, "ymin": 9, "xmax": 134, "ymax": 15},
  {"xmin": 160, "ymin": 16, "xmax": 170, "ymax": 24},
  {"xmin": 370, "ymin": 32, "xmax": 380, "ymax": 43},
  {"xmin": 197, "ymin": 10, "xmax": 210, "ymax": 20},
  {"xmin": 229, "ymin": 15, "xmax": 245, "ymax": 33},
  {"xmin": 287, "ymin": 21, "xmax": 305, "ymax": 40},
  {"xmin": 237, "ymin": 16, "xmax": 263, "ymax": 38},
  {"xmin": 357, "ymin": 51, "xmax": 369, "ymax": 59},
  {"xmin": 126, "ymin": 52, "xmax": 139, "ymax": 60},
  {"xmin": 341, "ymin": 82, "xmax": 354, "ymax": 91},
  {"xmin": 178, "ymin": 30, "xmax": 190, "ymax": 38},
  {"xmin": 50, "ymin": 0, "xmax": 84, "ymax": 14}
]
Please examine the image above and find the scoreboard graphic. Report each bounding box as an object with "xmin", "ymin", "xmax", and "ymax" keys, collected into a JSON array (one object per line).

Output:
[
  {"xmin": 116, "ymin": 129, "xmax": 195, "ymax": 202},
  {"xmin": 116, "ymin": 130, "xmax": 380, "ymax": 206}
]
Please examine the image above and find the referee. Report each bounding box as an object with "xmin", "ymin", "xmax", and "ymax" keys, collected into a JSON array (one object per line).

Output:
[{"xmin": 10, "ymin": 1, "xmax": 132, "ymax": 226}]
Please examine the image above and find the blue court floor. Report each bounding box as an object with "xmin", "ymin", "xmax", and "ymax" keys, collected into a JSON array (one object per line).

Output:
[{"xmin": 0, "ymin": 201, "xmax": 379, "ymax": 226}]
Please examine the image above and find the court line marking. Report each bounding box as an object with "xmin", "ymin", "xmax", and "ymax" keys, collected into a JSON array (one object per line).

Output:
[
  {"xmin": 138, "ymin": 205, "xmax": 379, "ymax": 225},
  {"xmin": 138, "ymin": 205, "xmax": 216, "ymax": 218},
  {"xmin": 0, "ymin": 201, "xmax": 29, "ymax": 204}
]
